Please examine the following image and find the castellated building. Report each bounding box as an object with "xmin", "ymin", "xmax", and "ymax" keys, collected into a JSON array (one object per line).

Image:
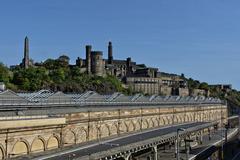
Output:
[
  {"xmin": 75, "ymin": 42, "xmax": 159, "ymax": 79},
  {"xmin": 73, "ymin": 41, "xmax": 190, "ymax": 96}
]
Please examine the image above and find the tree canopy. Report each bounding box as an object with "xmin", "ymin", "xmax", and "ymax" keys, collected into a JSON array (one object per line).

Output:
[{"xmin": 0, "ymin": 60, "xmax": 128, "ymax": 94}]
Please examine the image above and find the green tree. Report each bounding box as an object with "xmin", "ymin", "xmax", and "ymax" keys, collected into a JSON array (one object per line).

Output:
[
  {"xmin": 0, "ymin": 63, "xmax": 10, "ymax": 83},
  {"xmin": 199, "ymin": 82, "xmax": 209, "ymax": 90}
]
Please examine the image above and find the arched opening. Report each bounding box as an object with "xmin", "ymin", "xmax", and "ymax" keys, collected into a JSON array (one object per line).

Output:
[
  {"xmin": 148, "ymin": 119, "xmax": 154, "ymax": 128},
  {"xmin": 127, "ymin": 121, "xmax": 135, "ymax": 132},
  {"xmin": 119, "ymin": 121, "xmax": 128, "ymax": 133},
  {"xmin": 11, "ymin": 140, "xmax": 29, "ymax": 157},
  {"xmin": 186, "ymin": 115, "xmax": 190, "ymax": 122},
  {"xmin": 159, "ymin": 117, "xmax": 164, "ymax": 125},
  {"xmin": 180, "ymin": 116, "xmax": 184, "ymax": 123},
  {"xmin": 162, "ymin": 117, "xmax": 166, "ymax": 125},
  {"xmin": 177, "ymin": 116, "xmax": 180, "ymax": 123},
  {"xmin": 152, "ymin": 118, "xmax": 159, "ymax": 127},
  {"xmin": 134, "ymin": 121, "xmax": 141, "ymax": 131},
  {"xmin": 163, "ymin": 117, "xmax": 169, "ymax": 125},
  {"xmin": 64, "ymin": 130, "xmax": 76, "ymax": 146},
  {"xmin": 167, "ymin": 117, "xmax": 172, "ymax": 125},
  {"xmin": 142, "ymin": 119, "xmax": 149, "ymax": 129},
  {"xmin": 100, "ymin": 124, "xmax": 110, "ymax": 138},
  {"xmin": 89, "ymin": 125, "xmax": 98, "ymax": 141},
  {"xmin": 0, "ymin": 145, "xmax": 5, "ymax": 160},
  {"xmin": 209, "ymin": 112, "xmax": 212, "ymax": 121},
  {"xmin": 173, "ymin": 116, "xmax": 178, "ymax": 124},
  {"xmin": 31, "ymin": 137, "xmax": 45, "ymax": 153},
  {"xmin": 110, "ymin": 123, "xmax": 118, "ymax": 135},
  {"xmin": 47, "ymin": 136, "xmax": 59, "ymax": 150},
  {"xmin": 190, "ymin": 114, "xmax": 194, "ymax": 121},
  {"xmin": 77, "ymin": 128, "xmax": 87, "ymax": 143},
  {"xmin": 208, "ymin": 112, "xmax": 213, "ymax": 121}
]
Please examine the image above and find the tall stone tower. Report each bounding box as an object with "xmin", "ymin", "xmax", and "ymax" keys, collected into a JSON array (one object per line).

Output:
[
  {"xmin": 108, "ymin": 41, "xmax": 113, "ymax": 64},
  {"xmin": 91, "ymin": 51, "xmax": 104, "ymax": 77},
  {"xmin": 86, "ymin": 45, "xmax": 92, "ymax": 74},
  {"xmin": 23, "ymin": 36, "xmax": 30, "ymax": 69},
  {"xmin": 126, "ymin": 57, "xmax": 132, "ymax": 76}
]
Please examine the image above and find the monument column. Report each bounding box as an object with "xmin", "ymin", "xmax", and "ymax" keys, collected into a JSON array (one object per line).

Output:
[{"xmin": 24, "ymin": 36, "xmax": 30, "ymax": 69}]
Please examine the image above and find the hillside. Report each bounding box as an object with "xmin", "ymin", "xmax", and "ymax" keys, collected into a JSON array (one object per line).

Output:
[{"xmin": 0, "ymin": 61, "xmax": 130, "ymax": 94}]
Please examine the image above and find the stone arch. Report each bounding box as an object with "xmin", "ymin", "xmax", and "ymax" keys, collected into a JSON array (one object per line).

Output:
[
  {"xmin": 209, "ymin": 111, "xmax": 213, "ymax": 121},
  {"xmin": 152, "ymin": 117, "xmax": 159, "ymax": 127},
  {"xmin": 205, "ymin": 112, "xmax": 208, "ymax": 121},
  {"xmin": 177, "ymin": 115, "xmax": 181, "ymax": 123},
  {"xmin": 119, "ymin": 121, "xmax": 128, "ymax": 133},
  {"xmin": 109, "ymin": 123, "xmax": 118, "ymax": 135},
  {"xmin": 208, "ymin": 111, "xmax": 213, "ymax": 121},
  {"xmin": 167, "ymin": 116, "xmax": 172, "ymax": 125},
  {"xmin": 89, "ymin": 125, "xmax": 98, "ymax": 141},
  {"xmin": 31, "ymin": 136, "xmax": 46, "ymax": 153},
  {"xmin": 188, "ymin": 114, "xmax": 192, "ymax": 122},
  {"xmin": 189, "ymin": 114, "xmax": 193, "ymax": 121},
  {"xmin": 0, "ymin": 144, "xmax": 5, "ymax": 160},
  {"xmin": 180, "ymin": 115, "xmax": 185, "ymax": 123},
  {"xmin": 142, "ymin": 119, "xmax": 149, "ymax": 129},
  {"xmin": 159, "ymin": 117, "xmax": 164, "ymax": 125},
  {"xmin": 47, "ymin": 135, "xmax": 60, "ymax": 150},
  {"xmin": 162, "ymin": 117, "xmax": 167, "ymax": 125},
  {"xmin": 185, "ymin": 114, "xmax": 188, "ymax": 121},
  {"xmin": 203, "ymin": 114, "xmax": 207, "ymax": 122},
  {"xmin": 148, "ymin": 118, "xmax": 154, "ymax": 128},
  {"xmin": 11, "ymin": 139, "xmax": 30, "ymax": 157},
  {"xmin": 182, "ymin": 114, "xmax": 186, "ymax": 122},
  {"xmin": 207, "ymin": 112, "xmax": 211, "ymax": 121},
  {"xmin": 63, "ymin": 130, "xmax": 76, "ymax": 146},
  {"xmin": 202, "ymin": 113, "xmax": 206, "ymax": 121},
  {"xmin": 215, "ymin": 111, "xmax": 221, "ymax": 120},
  {"xmin": 100, "ymin": 124, "xmax": 111, "ymax": 138},
  {"xmin": 127, "ymin": 120, "xmax": 135, "ymax": 132},
  {"xmin": 190, "ymin": 114, "xmax": 194, "ymax": 121},
  {"xmin": 76, "ymin": 127, "xmax": 87, "ymax": 143},
  {"xmin": 186, "ymin": 114, "xmax": 191, "ymax": 122},
  {"xmin": 214, "ymin": 111, "xmax": 218, "ymax": 120},
  {"xmin": 210, "ymin": 111, "xmax": 214, "ymax": 121},
  {"xmin": 169, "ymin": 116, "xmax": 173, "ymax": 124},
  {"xmin": 134, "ymin": 120, "xmax": 141, "ymax": 131},
  {"xmin": 173, "ymin": 115, "xmax": 178, "ymax": 124},
  {"xmin": 199, "ymin": 113, "xmax": 205, "ymax": 121}
]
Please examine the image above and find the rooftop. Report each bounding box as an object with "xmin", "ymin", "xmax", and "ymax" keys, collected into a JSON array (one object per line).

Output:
[{"xmin": 0, "ymin": 89, "xmax": 223, "ymax": 107}]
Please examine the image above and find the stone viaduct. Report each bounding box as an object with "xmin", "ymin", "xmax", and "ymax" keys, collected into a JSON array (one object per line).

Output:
[{"xmin": 0, "ymin": 103, "xmax": 227, "ymax": 159}]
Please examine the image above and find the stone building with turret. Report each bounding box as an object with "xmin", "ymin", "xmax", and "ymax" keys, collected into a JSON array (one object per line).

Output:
[{"xmin": 72, "ymin": 41, "xmax": 189, "ymax": 96}]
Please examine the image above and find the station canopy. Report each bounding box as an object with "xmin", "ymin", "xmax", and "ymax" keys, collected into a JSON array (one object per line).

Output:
[{"xmin": 0, "ymin": 89, "xmax": 223, "ymax": 106}]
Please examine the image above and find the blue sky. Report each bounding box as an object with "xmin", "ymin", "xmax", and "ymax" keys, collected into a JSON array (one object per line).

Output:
[{"xmin": 0, "ymin": 0, "xmax": 240, "ymax": 89}]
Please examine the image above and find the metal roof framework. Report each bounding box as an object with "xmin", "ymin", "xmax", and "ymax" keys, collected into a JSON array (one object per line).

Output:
[{"xmin": 0, "ymin": 89, "xmax": 224, "ymax": 106}]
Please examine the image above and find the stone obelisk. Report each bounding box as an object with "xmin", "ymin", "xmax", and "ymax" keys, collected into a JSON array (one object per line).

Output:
[{"xmin": 23, "ymin": 36, "xmax": 29, "ymax": 69}]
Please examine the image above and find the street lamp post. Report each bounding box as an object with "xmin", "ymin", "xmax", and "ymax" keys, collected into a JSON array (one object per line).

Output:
[
  {"xmin": 184, "ymin": 139, "xmax": 194, "ymax": 160},
  {"xmin": 176, "ymin": 128, "xmax": 185, "ymax": 160}
]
